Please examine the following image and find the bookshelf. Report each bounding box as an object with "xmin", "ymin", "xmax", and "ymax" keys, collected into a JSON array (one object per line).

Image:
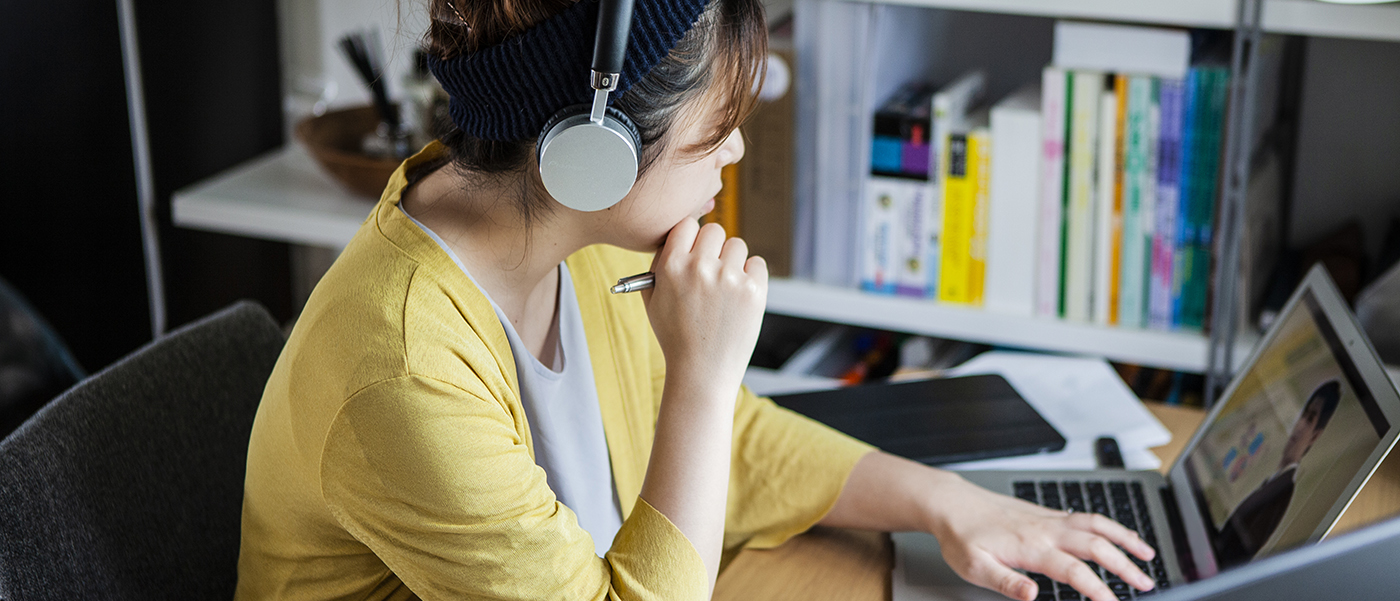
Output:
[
  {"xmin": 787, "ymin": 0, "xmax": 1400, "ymax": 394},
  {"xmin": 841, "ymin": 0, "xmax": 1400, "ymax": 43},
  {"xmin": 766, "ymin": 278, "xmax": 1256, "ymax": 372}
]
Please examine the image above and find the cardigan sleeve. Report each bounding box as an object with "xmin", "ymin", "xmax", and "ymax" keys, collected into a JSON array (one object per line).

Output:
[
  {"xmin": 641, "ymin": 324, "xmax": 874, "ymax": 556},
  {"xmin": 722, "ymin": 384, "xmax": 875, "ymax": 551},
  {"xmin": 319, "ymin": 375, "xmax": 709, "ymax": 601}
]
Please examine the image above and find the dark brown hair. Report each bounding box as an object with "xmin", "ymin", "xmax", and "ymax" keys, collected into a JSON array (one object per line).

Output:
[{"xmin": 423, "ymin": 0, "xmax": 766, "ymax": 222}]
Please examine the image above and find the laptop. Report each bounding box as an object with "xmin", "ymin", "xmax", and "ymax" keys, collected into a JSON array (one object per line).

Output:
[{"xmin": 894, "ymin": 264, "xmax": 1400, "ymax": 601}]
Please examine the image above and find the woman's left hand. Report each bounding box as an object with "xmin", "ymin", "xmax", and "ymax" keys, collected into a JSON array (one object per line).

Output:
[
  {"xmin": 922, "ymin": 473, "xmax": 1157, "ymax": 601},
  {"xmin": 819, "ymin": 452, "xmax": 1156, "ymax": 601}
]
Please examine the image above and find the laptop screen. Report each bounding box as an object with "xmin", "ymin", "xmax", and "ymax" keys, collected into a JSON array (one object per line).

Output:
[{"xmin": 1183, "ymin": 289, "xmax": 1389, "ymax": 570}]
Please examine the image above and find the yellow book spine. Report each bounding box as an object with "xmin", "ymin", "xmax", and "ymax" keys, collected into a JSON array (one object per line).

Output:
[
  {"xmin": 703, "ymin": 163, "xmax": 742, "ymax": 236},
  {"xmin": 967, "ymin": 129, "xmax": 990, "ymax": 306},
  {"xmin": 938, "ymin": 133, "xmax": 975, "ymax": 304},
  {"xmin": 1109, "ymin": 76, "xmax": 1129, "ymax": 325}
]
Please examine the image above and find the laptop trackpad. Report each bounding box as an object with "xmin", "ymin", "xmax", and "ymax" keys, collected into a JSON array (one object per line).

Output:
[{"xmin": 892, "ymin": 532, "xmax": 1008, "ymax": 601}]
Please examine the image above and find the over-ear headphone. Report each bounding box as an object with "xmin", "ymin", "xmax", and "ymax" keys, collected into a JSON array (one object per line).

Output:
[{"xmin": 537, "ymin": 0, "xmax": 642, "ymax": 212}]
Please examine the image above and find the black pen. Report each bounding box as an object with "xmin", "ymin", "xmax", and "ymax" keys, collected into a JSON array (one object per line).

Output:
[{"xmin": 610, "ymin": 272, "xmax": 655, "ymax": 294}]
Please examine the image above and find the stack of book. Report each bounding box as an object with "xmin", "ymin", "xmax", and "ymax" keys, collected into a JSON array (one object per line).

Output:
[
  {"xmin": 1037, "ymin": 22, "xmax": 1230, "ymax": 331},
  {"xmin": 858, "ymin": 21, "xmax": 1231, "ymax": 333},
  {"xmin": 860, "ymin": 72, "xmax": 985, "ymax": 299}
]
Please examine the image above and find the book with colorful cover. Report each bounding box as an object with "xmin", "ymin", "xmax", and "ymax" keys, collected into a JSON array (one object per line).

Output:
[
  {"xmin": 1063, "ymin": 70, "xmax": 1103, "ymax": 323},
  {"xmin": 1118, "ymin": 75, "xmax": 1155, "ymax": 329},
  {"xmin": 937, "ymin": 125, "xmax": 985, "ymax": 305},
  {"xmin": 895, "ymin": 180, "xmax": 939, "ymax": 297},
  {"xmin": 1149, "ymin": 78, "xmax": 1185, "ymax": 330},
  {"xmin": 1178, "ymin": 67, "xmax": 1230, "ymax": 330},
  {"xmin": 861, "ymin": 176, "xmax": 903, "ymax": 294},
  {"xmin": 967, "ymin": 121, "xmax": 991, "ymax": 306},
  {"xmin": 1092, "ymin": 81, "xmax": 1121, "ymax": 326},
  {"xmin": 1172, "ymin": 69, "xmax": 1206, "ymax": 330},
  {"xmin": 1035, "ymin": 67, "xmax": 1068, "ymax": 318}
]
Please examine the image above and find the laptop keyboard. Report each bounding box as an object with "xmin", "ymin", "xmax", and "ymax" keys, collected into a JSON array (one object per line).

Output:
[{"xmin": 1013, "ymin": 480, "xmax": 1172, "ymax": 600}]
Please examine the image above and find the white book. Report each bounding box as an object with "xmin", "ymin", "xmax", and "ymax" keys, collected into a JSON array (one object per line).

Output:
[
  {"xmin": 861, "ymin": 176, "xmax": 906, "ymax": 295},
  {"xmin": 1053, "ymin": 21, "xmax": 1190, "ymax": 80},
  {"xmin": 1063, "ymin": 71, "xmax": 1102, "ymax": 323},
  {"xmin": 930, "ymin": 70, "xmax": 987, "ymax": 183},
  {"xmin": 1035, "ymin": 67, "xmax": 1068, "ymax": 318},
  {"xmin": 895, "ymin": 180, "xmax": 939, "ymax": 298},
  {"xmin": 1093, "ymin": 85, "xmax": 1119, "ymax": 326},
  {"xmin": 986, "ymin": 84, "xmax": 1042, "ymax": 318}
]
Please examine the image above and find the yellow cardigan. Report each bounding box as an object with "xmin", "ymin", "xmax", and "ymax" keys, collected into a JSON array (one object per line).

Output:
[{"xmin": 236, "ymin": 144, "xmax": 873, "ymax": 601}]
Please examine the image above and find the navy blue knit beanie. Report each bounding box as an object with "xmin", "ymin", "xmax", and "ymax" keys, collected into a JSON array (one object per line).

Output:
[{"xmin": 428, "ymin": 0, "xmax": 712, "ymax": 142}]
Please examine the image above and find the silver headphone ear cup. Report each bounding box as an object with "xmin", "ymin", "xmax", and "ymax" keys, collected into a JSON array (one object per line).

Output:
[{"xmin": 537, "ymin": 105, "xmax": 641, "ymax": 212}]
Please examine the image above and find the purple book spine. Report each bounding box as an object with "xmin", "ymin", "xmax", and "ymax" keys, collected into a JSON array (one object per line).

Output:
[{"xmin": 1148, "ymin": 79, "xmax": 1184, "ymax": 331}]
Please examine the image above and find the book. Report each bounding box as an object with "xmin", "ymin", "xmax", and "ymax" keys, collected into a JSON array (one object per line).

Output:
[
  {"xmin": 894, "ymin": 180, "xmax": 939, "ymax": 298},
  {"xmin": 1177, "ymin": 66, "xmax": 1230, "ymax": 330},
  {"xmin": 1062, "ymin": 70, "xmax": 1103, "ymax": 323},
  {"xmin": 1053, "ymin": 20, "xmax": 1191, "ymax": 80},
  {"xmin": 986, "ymin": 84, "xmax": 1042, "ymax": 317},
  {"xmin": 937, "ymin": 113, "xmax": 989, "ymax": 305},
  {"xmin": 871, "ymin": 82, "xmax": 935, "ymax": 179},
  {"xmin": 702, "ymin": 163, "xmax": 742, "ymax": 235},
  {"xmin": 1035, "ymin": 67, "xmax": 1068, "ymax": 318},
  {"xmin": 861, "ymin": 176, "xmax": 905, "ymax": 294},
  {"xmin": 968, "ymin": 117, "xmax": 992, "ymax": 307},
  {"xmin": 928, "ymin": 71, "xmax": 986, "ymax": 303},
  {"xmin": 738, "ymin": 43, "xmax": 796, "ymax": 276},
  {"xmin": 1092, "ymin": 79, "xmax": 1122, "ymax": 326},
  {"xmin": 861, "ymin": 177, "xmax": 903, "ymax": 294},
  {"xmin": 1118, "ymin": 75, "xmax": 1156, "ymax": 329},
  {"xmin": 931, "ymin": 71, "xmax": 988, "ymax": 183},
  {"xmin": 1149, "ymin": 78, "xmax": 1185, "ymax": 330}
]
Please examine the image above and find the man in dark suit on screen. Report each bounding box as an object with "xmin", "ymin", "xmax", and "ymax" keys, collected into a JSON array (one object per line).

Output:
[{"xmin": 1215, "ymin": 380, "xmax": 1343, "ymax": 568}]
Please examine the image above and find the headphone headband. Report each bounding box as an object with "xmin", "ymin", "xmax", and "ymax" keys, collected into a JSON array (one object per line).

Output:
[{"xmin": 427, "ymin": 0, "xmax": 709, "ymax": 141}]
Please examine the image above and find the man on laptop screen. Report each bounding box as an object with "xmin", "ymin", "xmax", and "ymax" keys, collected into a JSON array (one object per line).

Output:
[{"xmin": 1184, "ymin": 290, "xmax": 1390, "ymax": 569}]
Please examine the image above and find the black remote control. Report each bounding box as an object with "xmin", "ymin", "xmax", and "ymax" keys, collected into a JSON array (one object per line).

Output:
[{"xmin": 1095, "ymin": 436, "xmax": 1125, "ymax": 469}]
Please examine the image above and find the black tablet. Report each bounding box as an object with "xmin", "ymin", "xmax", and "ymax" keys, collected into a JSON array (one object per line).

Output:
[{"xmin": 771, "ymin": 374, "xmax": 1066, "ymax": 465}]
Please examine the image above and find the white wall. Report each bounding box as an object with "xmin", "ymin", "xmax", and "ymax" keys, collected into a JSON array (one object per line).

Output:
[{"xmin": 1290, "ymin": 36, "xmax": 1400, "ymax": 261}]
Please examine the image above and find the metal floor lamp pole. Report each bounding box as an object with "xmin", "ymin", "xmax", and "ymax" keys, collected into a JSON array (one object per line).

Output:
[{"xmin": 116, "ymin": 0, "xmax": 167, "ymax": 339}]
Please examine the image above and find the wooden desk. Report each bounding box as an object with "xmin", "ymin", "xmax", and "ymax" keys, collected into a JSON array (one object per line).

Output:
[{"xmin": 713, "ymin": 401, "xmax": 1400, "ymax": 601}]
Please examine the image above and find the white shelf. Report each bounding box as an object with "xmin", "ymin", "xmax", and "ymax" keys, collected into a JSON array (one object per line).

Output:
[
  {"xmin": 765, "ymin": 278, "xmax": 1257, "ymax": 373},
  {"xmin": 850, "ymin": 0, "xmax": 1236, "ymax": 30},
  {"xmin": 171, "ymin": 145, "xmax": 374, "ymax": 249},
  {"xmin": 1262, "ymin": 0, "xmax": 1400, "ymax": 43},
  {"xmin": 849, "ymin": 0, "xmax": 1400, "ymax": 43}
]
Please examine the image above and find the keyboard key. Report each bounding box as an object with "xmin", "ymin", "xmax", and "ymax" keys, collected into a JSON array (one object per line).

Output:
[
  {"xmin": 1040, "ymin": 482, "xmax": 1063, "ymax": 510},
  {"xmin": 1064, "ymin": 482, "xmax": 1088, "ymax": 513},
  {"xmin": 1058, "ymin": 589, "xmax": 1082, "ymax": 600},
  {"xmin": 1016, "ymin": 481, "xmax": 1039, "ymax": 503},
  {"xmin": 1086, "ymin": 482, "xmax": 1110, "ymax": 515}
]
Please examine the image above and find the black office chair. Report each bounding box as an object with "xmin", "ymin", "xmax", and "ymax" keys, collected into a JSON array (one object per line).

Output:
[{"xmin": 0, "ymin": 301, "xmax": 284, "ymax": 600}]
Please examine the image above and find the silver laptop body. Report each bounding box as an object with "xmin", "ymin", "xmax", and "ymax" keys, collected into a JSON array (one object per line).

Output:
[{"xmin": 896, "ymin": 265, "xmax": 1400, "ymax": 600}]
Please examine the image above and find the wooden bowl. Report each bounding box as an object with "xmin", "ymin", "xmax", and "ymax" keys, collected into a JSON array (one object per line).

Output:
[{"xmin": 294, "ymin": 106, "xmax": 402, "ymax": 198}]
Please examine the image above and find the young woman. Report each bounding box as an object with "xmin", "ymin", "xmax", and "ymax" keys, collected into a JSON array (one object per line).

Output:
[{"xmin": 236, "ymin": 1, "xmax": 1157, "ymax": 600}]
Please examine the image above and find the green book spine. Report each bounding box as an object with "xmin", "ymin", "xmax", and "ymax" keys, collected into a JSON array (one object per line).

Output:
[{"xmin": 1118, "ymin": 75, "xmax": 1153, "ymax": 329}]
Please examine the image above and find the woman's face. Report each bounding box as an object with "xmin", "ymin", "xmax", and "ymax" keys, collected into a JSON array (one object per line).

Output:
[{"xmin": 589, "ymin": 101, "xmax": 746, "ymax": 252}]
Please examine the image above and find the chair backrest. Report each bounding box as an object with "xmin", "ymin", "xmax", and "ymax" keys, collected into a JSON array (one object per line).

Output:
[{"xmin": 0, "ymin": 301, "xmax": 284, "ymax": 600}]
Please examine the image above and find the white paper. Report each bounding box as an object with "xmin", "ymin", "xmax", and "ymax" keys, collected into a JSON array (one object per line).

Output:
[{"xmin": 940, "ymin": 351, "xmax": 1172, "ymax": 471}]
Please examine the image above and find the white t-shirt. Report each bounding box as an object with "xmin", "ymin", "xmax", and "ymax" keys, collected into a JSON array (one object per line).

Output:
[{"xmin": 402, "ymin": 208, "xmax": 623, "ymax": 557}]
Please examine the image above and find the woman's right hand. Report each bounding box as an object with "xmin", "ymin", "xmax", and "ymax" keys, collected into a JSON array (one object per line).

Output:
[{"xmin": 642, "ymin": 219, "xmax": 768, "ymax": 393}]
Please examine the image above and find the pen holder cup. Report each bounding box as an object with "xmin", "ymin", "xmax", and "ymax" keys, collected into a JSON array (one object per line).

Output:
[{"xmin": 295, "ymin": 105, "xmax": 404, "ymax": 198}]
